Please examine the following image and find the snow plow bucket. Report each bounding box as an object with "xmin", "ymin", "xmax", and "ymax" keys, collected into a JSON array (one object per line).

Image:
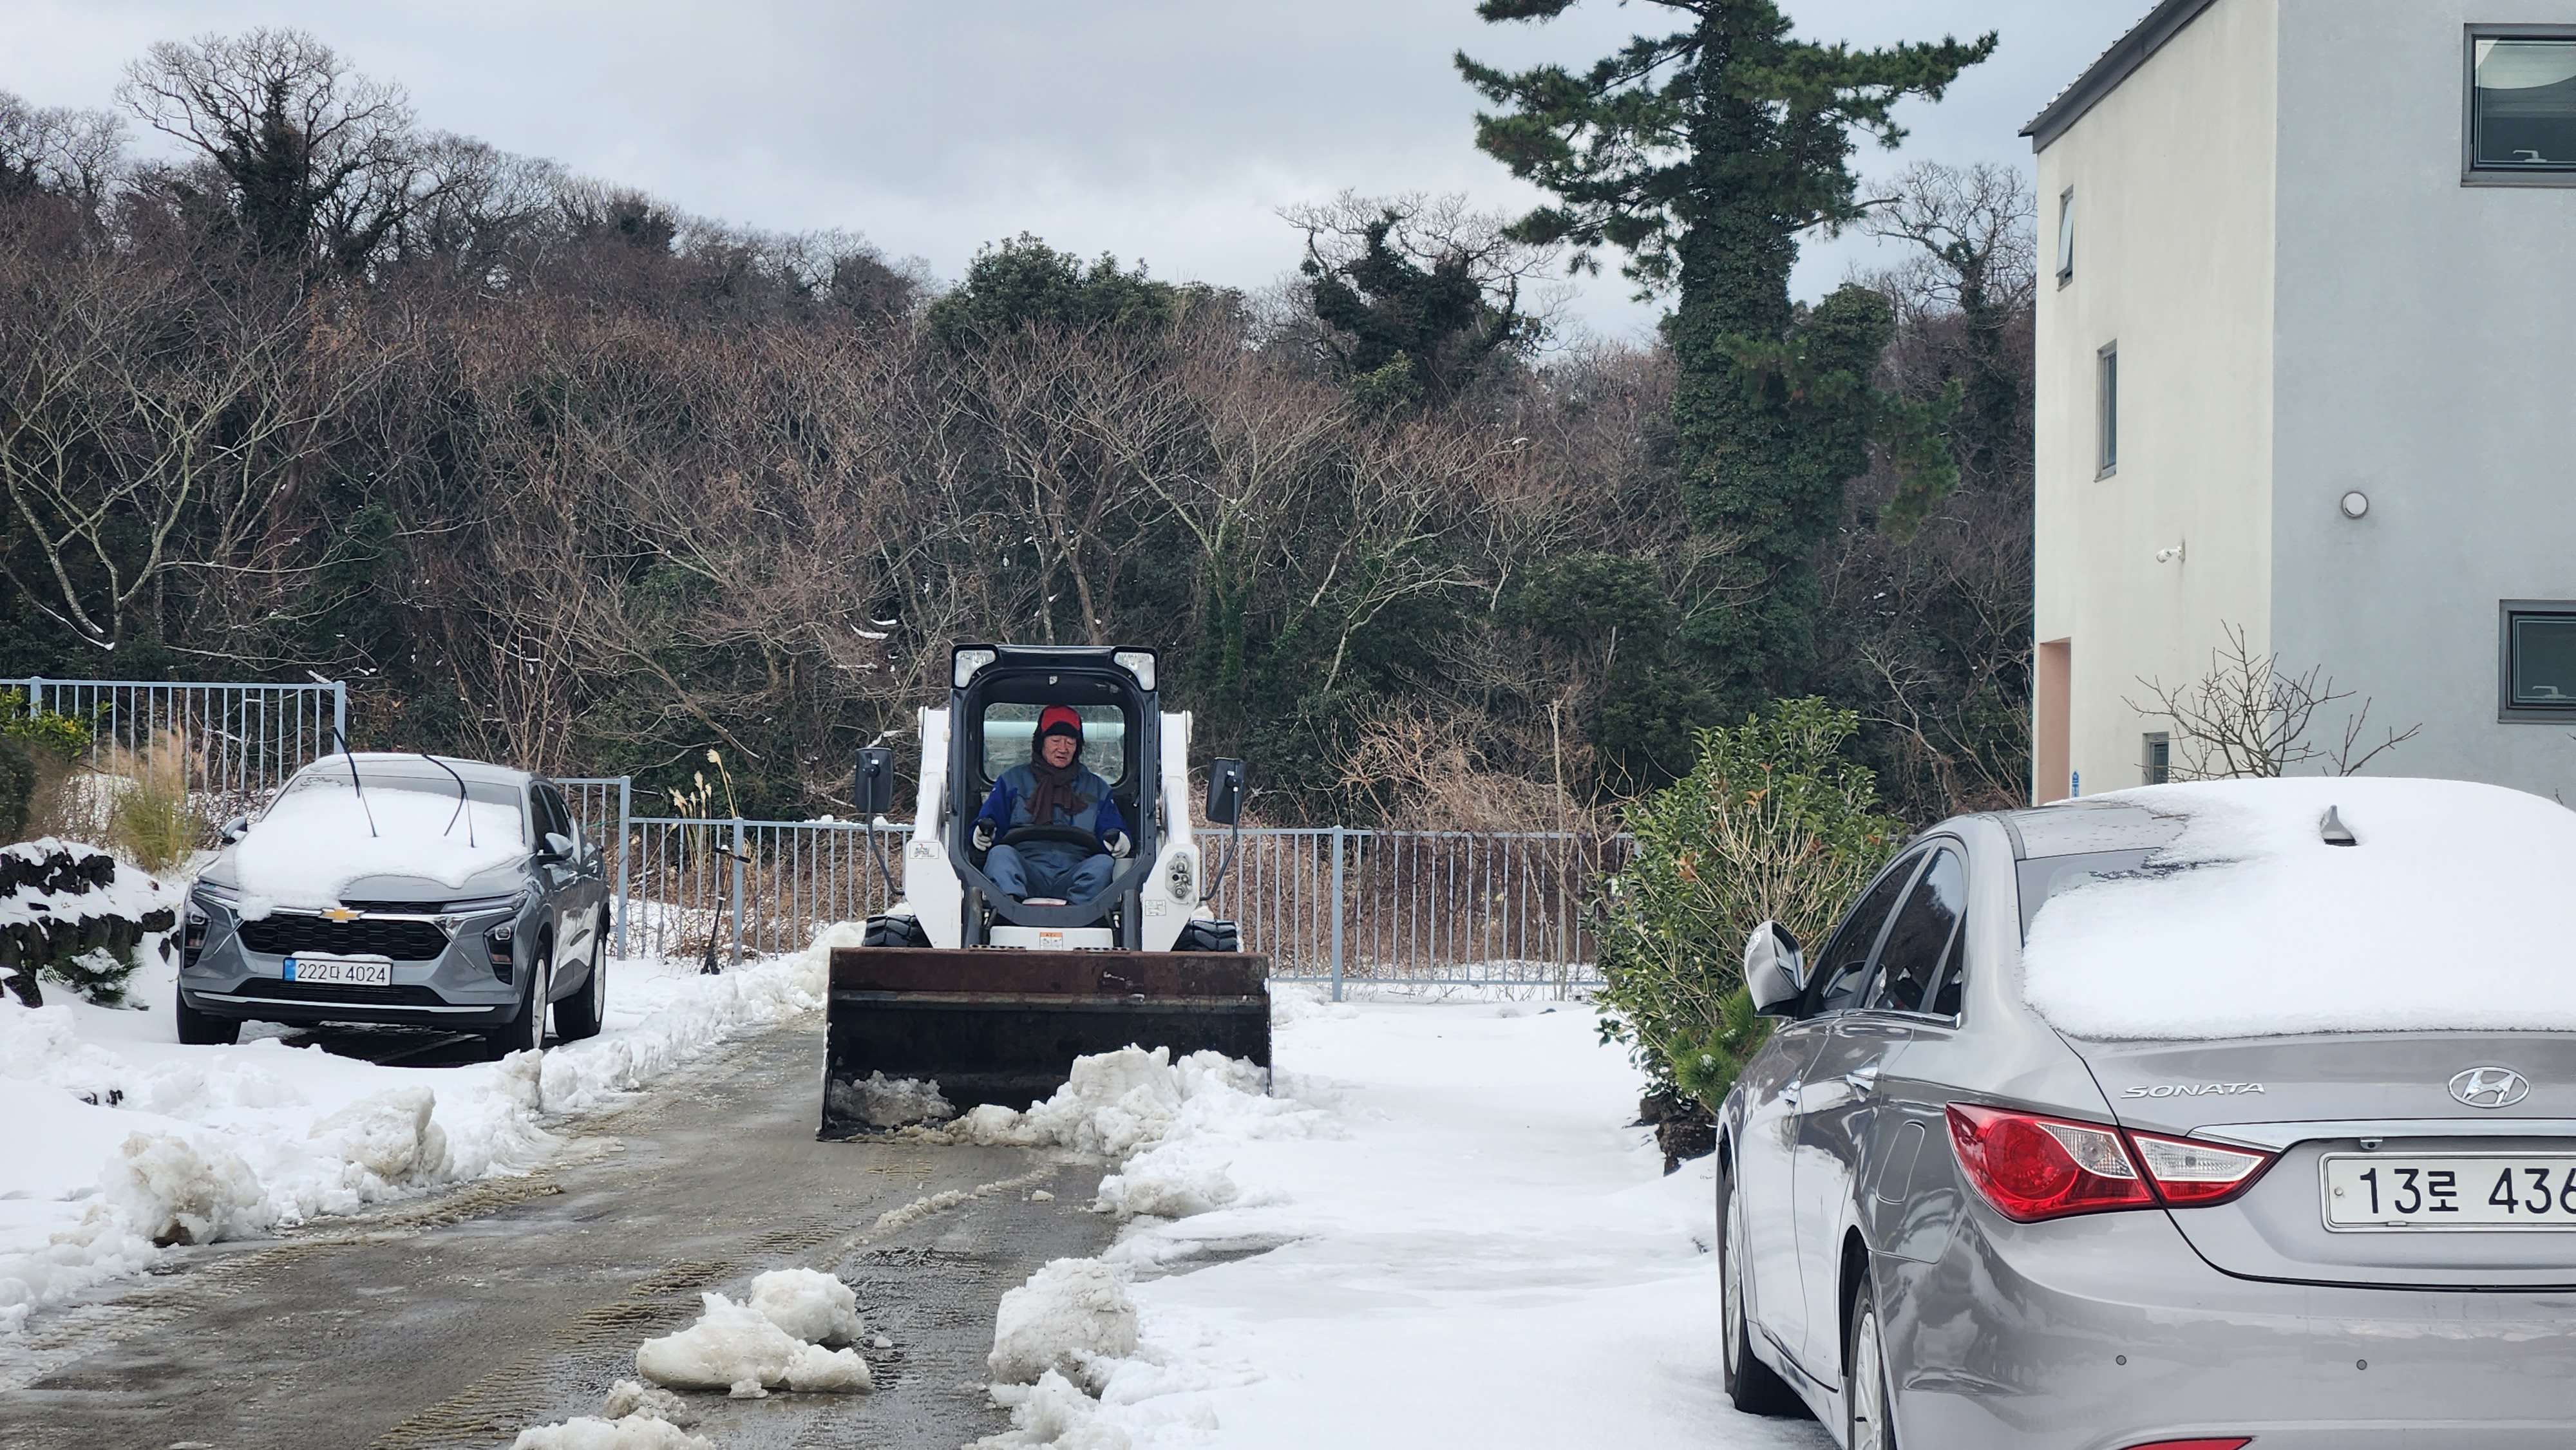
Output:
[{"xmin": 820, "ymin": 948, "xmax": 1271, "ymax": 1138}]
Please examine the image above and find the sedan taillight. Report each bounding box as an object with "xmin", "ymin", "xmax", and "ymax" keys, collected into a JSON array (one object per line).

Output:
[{"xmin": 1946, "ymin": 1104, "xmax": 2276, "ymax": 1223}]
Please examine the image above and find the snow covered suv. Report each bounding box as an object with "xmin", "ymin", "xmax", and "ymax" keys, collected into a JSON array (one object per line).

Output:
[{"xmin": 176, "ymin": 755, "xmax": 611, "ymax": 1055}]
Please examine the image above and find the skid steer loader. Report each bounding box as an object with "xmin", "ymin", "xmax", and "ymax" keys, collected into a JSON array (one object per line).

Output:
[{"xmin": 820, "ymin": 644, "xmax": 1267, "ymax": 1136}]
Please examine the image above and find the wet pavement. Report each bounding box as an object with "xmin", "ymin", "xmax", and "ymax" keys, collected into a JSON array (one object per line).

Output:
[{"xmin": 0, "ymin": 1013, "xmax": 1110, "ymax": 1449}]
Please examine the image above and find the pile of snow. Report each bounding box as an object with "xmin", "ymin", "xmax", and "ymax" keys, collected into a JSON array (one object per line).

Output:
[
  {"xmin": 633, "ymin": 1273, "xmax": 872, "ymax": 1397},
  {"xmin": 226, "ymin": 786, "xmax": 526, "ymax": 912},
  {"xmin": 989, "ymin": 1257, "xmax": 1139, "ymax": 1395},
  {"xmin": 939, "ymin": 1046, "xmax": 1289, "ymax": 1158},
  {"xmin": 826, "ymin": 1071, "xmax": 954, "ymax": 1128},
  {"xmin": 0, "ymin": 926, "xmax": 853, "ymax": 1335},
  {"xmin": 512, "ymin": 1379, "xmax": 711, "ymax": 1447},
  {"xmin": 2022, "ymin": 777, "xmax": 2576, "ymax": 1040},
  {"xmin": 746, "ymin": 1266, "xmax": 866, "ymax": 1346},
  {"xmin": 969, "ymin": 1001, "xmax": 1830, "ymax": 1450}
]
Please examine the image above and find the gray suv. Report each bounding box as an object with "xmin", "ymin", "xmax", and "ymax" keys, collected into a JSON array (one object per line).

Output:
[
  {"xmin": 176, "ymin": 755, "xmax": 612, "ymax": 1056},
  {"xmin": 1718, "ymin": 781, "xmax": 2576, "ymax": 1450}
]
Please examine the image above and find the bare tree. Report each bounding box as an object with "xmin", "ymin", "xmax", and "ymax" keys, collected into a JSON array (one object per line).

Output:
[
  {"xmin": 2126, "ymin": 623, "xmax": 2421, "ymax": 779},
  {"xmin": 118, "ymin": 28, "xmax": 437, "ymax": 270}
]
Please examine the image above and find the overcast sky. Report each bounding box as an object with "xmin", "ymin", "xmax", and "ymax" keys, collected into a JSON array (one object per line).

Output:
[{"xmin": 0, "ymin": 0, "xmax": 2145, "ymax": 339}]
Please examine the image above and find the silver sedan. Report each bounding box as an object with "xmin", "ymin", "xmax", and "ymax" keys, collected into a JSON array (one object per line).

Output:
[{"xmin": 1717, "ymin": 780, "xmax": 2576, "ymax": 1450}]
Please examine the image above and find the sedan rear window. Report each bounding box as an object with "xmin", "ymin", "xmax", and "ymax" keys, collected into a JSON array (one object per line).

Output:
[{"xmin": 2015, "ymin": 849, "xmax": 2155, "ymax": 939}]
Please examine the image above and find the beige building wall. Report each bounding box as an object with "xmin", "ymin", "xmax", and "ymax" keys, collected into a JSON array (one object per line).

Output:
[{"xmin": 2032, "ymin": 0, "xmax": 2279, "ymax": 801}]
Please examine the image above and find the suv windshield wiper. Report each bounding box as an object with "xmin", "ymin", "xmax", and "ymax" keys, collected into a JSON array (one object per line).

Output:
[{"xmin": 417, "ymin": 753, "xmax": 477, "ymax": 848}]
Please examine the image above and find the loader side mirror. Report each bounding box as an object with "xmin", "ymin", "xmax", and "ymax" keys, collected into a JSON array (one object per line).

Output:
[
  {"xmin": 1204, "ymin": 758, "xmax": 1246, "ymax": 827},
  {"xmin": 855, "ymin": 747, "xmax": 896, "ymax": 819},
  {"xmin": 1745, "ymin": 920, "xmax": 1806, "ymax": 1017}
]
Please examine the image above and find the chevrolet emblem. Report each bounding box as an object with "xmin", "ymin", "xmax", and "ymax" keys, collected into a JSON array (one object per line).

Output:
[{"xmin": 321, "ymin": 908, "xmax": 360, "ymax": 922}]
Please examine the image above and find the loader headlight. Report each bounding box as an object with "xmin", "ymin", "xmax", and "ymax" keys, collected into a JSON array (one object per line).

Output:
[
  {"xmin": 953, "ymin": 648, "xmax": 997, "ymax": 688},
  {"xmin": 1165, "ymin": 853, "xmax": 1193, "ymax": 901},
  {"xmin": 1112, "ymin": 650, "xmax": 1157, "ymax": 690}
]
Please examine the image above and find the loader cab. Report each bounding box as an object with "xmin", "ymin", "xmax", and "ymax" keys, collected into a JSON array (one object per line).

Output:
[{"xmin": 947, "ymin": 644, "xmax": 1162, "ymax": 945}]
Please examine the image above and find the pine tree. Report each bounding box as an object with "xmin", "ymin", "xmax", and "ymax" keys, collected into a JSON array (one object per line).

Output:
[{"xmin": 1459, "ymin": 1, "xmax": 1993, "ymax": 719}]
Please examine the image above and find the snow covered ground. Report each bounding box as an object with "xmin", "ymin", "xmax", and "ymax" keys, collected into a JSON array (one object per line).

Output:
[
  {"xmin": 968, "ymin": 988, "xmax": 1833, "ymax": 1450},
  {"xmin": 0, "ymin": 923, "xmax": 862, "ymax": 1334}
]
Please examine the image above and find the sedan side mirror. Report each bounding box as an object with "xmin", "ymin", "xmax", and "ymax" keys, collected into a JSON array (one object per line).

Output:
[
  {"xmin": 541, "ymin": 831, "xmax": 575, "ymax": 862},
  {"xmin": 219, "ymin": 815, "xmax": 249, "ymax": 844},
  {"xmin": 1204, "ymin": 758, "xmax": 1247, "ymax": 827},
  {"xmin": 1745, "ymin": 920, "xmax": 1806, "ymax": 1017}
]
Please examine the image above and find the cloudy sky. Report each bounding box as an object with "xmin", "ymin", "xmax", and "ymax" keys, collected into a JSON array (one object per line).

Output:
[{"xmin": 0, "ymin": 0, "xmax": 2145, "ymax": 337}]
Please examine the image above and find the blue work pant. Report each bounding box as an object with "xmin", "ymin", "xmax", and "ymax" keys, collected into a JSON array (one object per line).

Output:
[{"xmin": 985, "ymin": 845, "xmax": 1114, "ymax": 903}]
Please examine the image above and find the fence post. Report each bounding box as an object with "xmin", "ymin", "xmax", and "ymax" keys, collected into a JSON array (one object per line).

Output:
[
  {"xmin": 330, "ymin": 680, "xmax": 347, "ymax": 754},
  {"xmin": 730, "ymin": 818, "xmax": 747, "ymax": 966},
  {"xmin": 1329, "ymin": 824, "xmax": 1345, "ymax": 1004},
  {"xmin": 614, "ymin": 777, "xmax": 632, "ymax": 957}
]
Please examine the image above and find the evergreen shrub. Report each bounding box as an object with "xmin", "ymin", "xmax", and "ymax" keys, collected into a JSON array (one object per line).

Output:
[{"xmin": 1595, "ymin": 697, "xmax": 1902, "ymax": 1104}]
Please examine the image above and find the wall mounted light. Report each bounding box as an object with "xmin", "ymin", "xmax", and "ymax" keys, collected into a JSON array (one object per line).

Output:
[
  {"xmin": 2154, "ymin": 541, "xmax": 2186, "ymax": 564},
  {"xmin": 2340, "ymin": 490, "xmax": 2371, "ymax": 520}
]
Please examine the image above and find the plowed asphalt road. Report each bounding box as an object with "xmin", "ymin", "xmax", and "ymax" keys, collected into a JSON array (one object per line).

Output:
[{"xmin": 0, "ymin": 1013, "xmax": 1110, "ymax": 1449}]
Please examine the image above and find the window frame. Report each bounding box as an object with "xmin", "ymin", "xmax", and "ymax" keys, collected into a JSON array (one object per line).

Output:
[
  {"xmin": 2055, "ymin": 188, "xmax": 2074, "ymax": 286},
  {"xmin": 2465, "ymin": 26, "xmax": 2576, "ymax": 186},
  {"xmin": 2498, "ymin": 600, "xmax": 2576, "ymax": 720},
  {"xmin": 2140, "ymin": 731, "xmax": 2171, "ymax": 786},
  {"xmin": 2096, "ymin": 343, "xmax": 2119, "ymax": 478}
]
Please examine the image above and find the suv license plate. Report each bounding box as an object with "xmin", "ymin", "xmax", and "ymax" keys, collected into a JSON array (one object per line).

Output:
[
  {"xmin": 2322, "ymin": 1153, "xmax": 2576, "ymax": 1230},
  {"xmin": 281, "ymin": 956, "xmax": 393, "ymax": 988}
]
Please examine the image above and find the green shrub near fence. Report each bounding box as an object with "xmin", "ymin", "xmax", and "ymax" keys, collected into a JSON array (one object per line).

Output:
[{"xmin": 1594, "ymin": 697, "xmax": 1904, "ymax": 1104}]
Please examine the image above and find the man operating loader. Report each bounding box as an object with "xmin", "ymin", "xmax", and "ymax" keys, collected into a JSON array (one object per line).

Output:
[{"xmin": 970, "ymin": 704, "xmax": 1130, "ymax": 904}]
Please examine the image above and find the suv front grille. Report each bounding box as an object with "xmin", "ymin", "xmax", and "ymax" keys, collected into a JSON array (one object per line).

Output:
[{"xmin": 236, "ymin": 914, "xmax": 453, "ymax": 961}]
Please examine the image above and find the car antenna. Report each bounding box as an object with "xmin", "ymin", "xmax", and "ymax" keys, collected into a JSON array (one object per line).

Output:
[
  {"xmin": 418, "ymin": 752, "xmax": 476, "ymax": 848},
  {"xmin": 333, "ymin": 728, "xmax": 378, "ymax": 838}
]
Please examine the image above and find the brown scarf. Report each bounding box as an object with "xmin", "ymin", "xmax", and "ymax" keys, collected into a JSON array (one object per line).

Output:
[{"xmin": 1027, "ymin": 756, "xmax": 1093, "ymax": 828}]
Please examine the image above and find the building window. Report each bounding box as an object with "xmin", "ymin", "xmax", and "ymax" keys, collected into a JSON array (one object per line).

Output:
[
  {"xmin": 2502, "ymin": 603, "xmax": 2576, "ymax": 717},
  {"xmin": 2056, "ymin": 189, "xmax": 2074, "ymax": 285},
  {"xmin": 2141, "ymin": 733, "xmax": 2171, "ymax": 786},
  {"xmin": 2468, "ymin": 30, "xmax": 2576, "ymax": 180},
  {"xmin": 2096, "ymin": 344, "xmax": 2117, "ymax": 477}
]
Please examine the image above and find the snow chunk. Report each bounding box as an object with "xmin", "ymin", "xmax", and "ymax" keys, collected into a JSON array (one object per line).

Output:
[
  {"xmin": 945, "ymin": 1047, "xmax": 1280, "ymax": 1162},
  {"xmin": 1095, "ymin": 1163, "xmax": 1237, "ymax": 1221},
  {"xmin": 600, "ymin": 1379, "xmax": 692, "ymax": 1425},
  {"xmin": 510, "ymin": 1415, "xmax": 711, "ymax": 1450},
  {"xmin": 635, "ymin": 1290, "xmax": 873, "ymax": 1394},
  {"xmin": 989, "ymin": 1257, "xmax": 1137, "ymax": 1395},
  {"xmin": 748, "ymin": 1266, "xmax": 864, "ymax": 1345},
  {"xmin": 228, "ymin": 786, "xmax": 525, "ymax": 911},
  {"xmin": 2023, "ymin": 778, "xmax": 2576, "ymax": 1039},
  {"xmin": 103, "ymin": 1132, "xmax": 266, "ymax": 1247},
  {"xmin": 825, "ymin": 1071, "xmax": 954, "ymax": 1128},
  {"xmin": 971, "ymin": 1369, "xmax": 1133, "ymax": 1450},
  {"xmin": 308, "ymin": 1088, "xmax": 449, "ymax": 1183}
]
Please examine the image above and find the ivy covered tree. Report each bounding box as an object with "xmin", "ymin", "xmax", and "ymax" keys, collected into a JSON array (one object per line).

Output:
[
  {"xmin": 1459, "ymin": 1, "xmax": 1993, "ymax": 720},
  {"xmin": 1285, "ymin": 193, "xmax": 1546, "ymax": 413}
]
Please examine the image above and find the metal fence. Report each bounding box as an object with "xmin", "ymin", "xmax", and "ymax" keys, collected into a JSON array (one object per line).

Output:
[
  {"xmin": 5, "ymin": 675, "xmax": 347, "ymax": 822},
  {"xmin": 556, "ymin": 808, "xmax": 1618, "ymax": 995},
  {"xmin": 6, "ymin": 674, "xmax": 1619, "ymax": 992}
]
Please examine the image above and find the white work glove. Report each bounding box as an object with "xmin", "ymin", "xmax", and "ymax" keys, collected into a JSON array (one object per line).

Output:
[
  {"xmin": 1104, "ymin": 830, "xmax": 1132, "ymax": 858},
  {"xmin": 972, "ymin": 820, "xmax": 996, "ymax": 851}
]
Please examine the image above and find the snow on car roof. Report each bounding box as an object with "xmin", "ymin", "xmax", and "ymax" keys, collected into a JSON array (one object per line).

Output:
[
  {"xmin": 2020, "ymin": 776, "xmax": 2576, "ymax": 1041},
  {"xmin": 229, "ymin": 784, "xmax": 527, "ymax": 911},
  {"xmin": 294, "ymin": 753, "xmax": 530, "ymax": 786}
]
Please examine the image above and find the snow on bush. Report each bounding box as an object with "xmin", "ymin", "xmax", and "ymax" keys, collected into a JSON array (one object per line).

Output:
[
  {"xmin": 2022, "ymin": 777, "xmax": 2576, "ymax": 1040},
  {"xmin": 988, "ymin": 1257, "xmax": 1138, "ymax": 1395},
  {"xmin": 747, "ymin": 1266, "xmax": 865, "ymax": 1345},
  {"xmin": 633, "ymin": 1289, "xmax": 871, "ymax": 1395}
]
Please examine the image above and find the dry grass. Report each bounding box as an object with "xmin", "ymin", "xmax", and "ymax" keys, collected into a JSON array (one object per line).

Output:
[{"xmin": 102, "ymin": 729, "xmax": 205, "ymax": 873}]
